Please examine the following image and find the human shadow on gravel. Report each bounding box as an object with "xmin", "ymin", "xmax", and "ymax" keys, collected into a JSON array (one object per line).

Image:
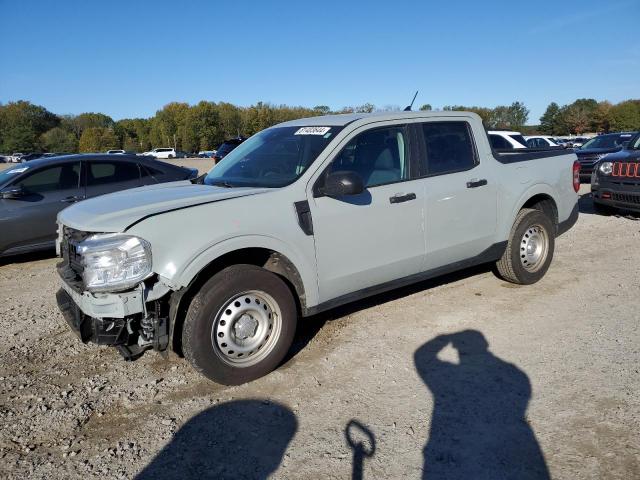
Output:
[
  {"xmin": 414, "ymin": 330, "xmax": 550, "ymax": 480},
  {"xmin": 135, "ymin": 399, "xmax": 297, "ymax": 480}
]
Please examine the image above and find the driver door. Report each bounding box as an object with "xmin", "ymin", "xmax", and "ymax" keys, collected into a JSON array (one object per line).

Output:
[{"xmin": 309, "ymin": 124, "xmax": 426, "ymax": 304}]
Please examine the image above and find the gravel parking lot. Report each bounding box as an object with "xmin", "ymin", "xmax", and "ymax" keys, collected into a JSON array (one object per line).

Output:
[{"xmin": 0, "ymin": 185, "xmax": 638, "ymax": 479}]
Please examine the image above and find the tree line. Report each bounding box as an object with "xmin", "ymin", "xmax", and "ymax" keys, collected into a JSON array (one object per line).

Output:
[{"xmin": 1, "ymin": 97, "xmax": 639, "ymax": 154}]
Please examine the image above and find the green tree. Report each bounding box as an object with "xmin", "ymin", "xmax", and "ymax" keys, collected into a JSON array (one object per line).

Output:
[
  {"xmin": 0, "ymin": 101, "xmax": 59, "ymax": 152},
  {"xmin": 78, "ymin": 127, "xmax": 120, "ymax": 152},
  {"xmin": 313, "ymin": 105, "xmax": 331, "ymax": 115},
  {"xmin": 419, "ymin": 104, "xmax": 432, "ymax": 111},
  {"xmin": 608, "ymin": 100, "xmax": 640, "ymax": 131},
  {"xmin": 539, "ymin": 102, "xmax": 561, "ymax": 134},
  {"xmin": 40, "ymin": 127, "xmax": 78, "ymax": 152}
]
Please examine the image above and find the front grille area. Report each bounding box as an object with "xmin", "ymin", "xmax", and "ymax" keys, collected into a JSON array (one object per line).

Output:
[
  {"xmin": 612, "ymin": 192, "xmax": 640, "ymax": 205},
  {"xmin": 61, "ymin": 227, "xmax": 92, "ymax": 275},
  {"xmin": 612, "ymin": 162, "xmax": 640, "ymax": 178}
]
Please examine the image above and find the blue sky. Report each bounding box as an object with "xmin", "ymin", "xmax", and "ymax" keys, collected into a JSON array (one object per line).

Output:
[{"xmin": 1, "ymin": 0, "xmax": 638, "ymax": 124}]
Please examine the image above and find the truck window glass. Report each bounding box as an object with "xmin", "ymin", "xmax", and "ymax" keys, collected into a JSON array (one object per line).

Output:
[
  {"xmin": 204, "ymin": 126, "xmax": 342, "ymax": 188},
  {"xmin": 326, "ymin": 126, "xmax": 409, "ymax": 187},
  {"xmin": 422, "ymin": 122, "xmax": 477, "ymax": 174}
]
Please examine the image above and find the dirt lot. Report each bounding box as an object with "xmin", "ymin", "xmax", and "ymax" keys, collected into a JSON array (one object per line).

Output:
[{"xmin": 0, "ymin": 187, "xmax": 639, "ymax": 479}]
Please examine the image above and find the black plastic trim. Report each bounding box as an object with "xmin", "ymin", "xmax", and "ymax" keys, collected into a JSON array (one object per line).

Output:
[
  {"xmin": 294, "ymin": 200, "xmax": 314, "ymax": 235},
  {"xmin": 302, "ymin": 241, "xmax": 508, "ymax": 317},
  {"xmin": 557, "ymin": 203, "xmax": 579, "ymax": 236}
]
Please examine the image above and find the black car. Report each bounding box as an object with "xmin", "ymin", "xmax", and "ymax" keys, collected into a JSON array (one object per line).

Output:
[
  {"xmin": 591, "ymin": 133, "xmax": 640, "ymax": 214},
  {"xmin": 0, "ymin": 154, "xmax": 198, "ymax": 257},
  {"xmin": 213, "ymin": 137, "xmax": 245, "ymax": 163},
  {"xmin": 576, "ymin": 132, "xmax": 637, "ymax": 181}
]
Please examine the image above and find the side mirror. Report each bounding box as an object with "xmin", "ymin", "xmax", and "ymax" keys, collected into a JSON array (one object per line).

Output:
[
  {"xmin": 1, "ymin": 186, "xmax": 24, "ymax": 199},
  {"xmin": 322, "ymin": 171, "xmax": 365, "ymax": 197}
]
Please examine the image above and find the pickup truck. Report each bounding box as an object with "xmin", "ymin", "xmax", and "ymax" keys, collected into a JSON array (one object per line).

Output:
[{"xmin": 55, "ymin": 111, "xmax": 580, "ymax": 385}]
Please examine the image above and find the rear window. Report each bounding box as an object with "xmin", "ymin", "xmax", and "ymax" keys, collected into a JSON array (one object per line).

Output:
[
  {"xmin": 87, "ymin": 161, "xmax": 140, "ymax": 185},
  {"xmin": 421, "ymin": 122, "xmax": 477, "ymax": 175}
]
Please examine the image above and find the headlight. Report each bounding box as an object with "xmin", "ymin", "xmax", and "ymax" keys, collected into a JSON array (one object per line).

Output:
[
  {"xmin": 599, "ymin": 161, "xmax": 613, "ymax": 175},
  {"xmin": 77, "ymin": 234, "xmax": 152, "ymax": 292}
]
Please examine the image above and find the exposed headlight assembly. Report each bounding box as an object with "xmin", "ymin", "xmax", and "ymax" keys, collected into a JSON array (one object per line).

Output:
[
  {"xmin": 77, "ymin": 234, "xmax": 152, "ymax": 292},
  {"xmin": 598, "ymin": 161, "xmax": 613, "ymax": 176}
]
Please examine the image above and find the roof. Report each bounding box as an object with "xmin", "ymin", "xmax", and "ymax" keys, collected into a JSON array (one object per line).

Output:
[
  {"xmin": 275, "ymin": 110, "xmax": 482, "ymax": 128},
  {"xmin": 14, "ymin": 153, "xmax": 154, "ymax": 168}
]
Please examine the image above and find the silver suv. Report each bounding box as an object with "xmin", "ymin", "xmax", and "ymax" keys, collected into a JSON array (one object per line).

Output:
[{"xmin": 56, "ymin": 111, "xmax": 579, "ymax": 384}]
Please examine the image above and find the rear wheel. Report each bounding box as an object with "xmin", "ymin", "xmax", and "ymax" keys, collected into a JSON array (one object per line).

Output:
[
  {"xmin": 182, "ymin": 265, "xmax": 297, "ymax": 385},
  {"xmin": 495, "ymin": 208, "xmax": 555, "ymax": 285}
]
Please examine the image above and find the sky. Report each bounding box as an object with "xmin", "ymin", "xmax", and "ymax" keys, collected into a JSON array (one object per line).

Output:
[{"xmin": 1, "ymin": 0, "xmax": 639, "ymax": 124}]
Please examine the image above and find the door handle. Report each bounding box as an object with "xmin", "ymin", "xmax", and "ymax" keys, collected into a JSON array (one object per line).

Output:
[
  {"xmin": 466, "ymin": 179, "xmax": 487, "ymax": 188},
  {"xmin": 389, "ymin": 192, "xmax": 416, "ymax": 204},
  {"xmin": 61, "ymin": 195, "xmax": 83, "ymax": 203}
]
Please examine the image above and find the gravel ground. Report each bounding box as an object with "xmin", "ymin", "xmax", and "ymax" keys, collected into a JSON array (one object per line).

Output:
[{"xmin": 0, "ymin": 188, "xmax": 639, "ymax": 479}]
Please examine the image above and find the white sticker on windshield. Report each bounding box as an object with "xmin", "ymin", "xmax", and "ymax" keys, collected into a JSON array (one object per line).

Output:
[
  {"xmin": 295, "ymin": 127, "xmax": 331, "ymax": 136},
  {"xmin": 7, "ymin": 167, "xmax": 28, "ymax": 174}
]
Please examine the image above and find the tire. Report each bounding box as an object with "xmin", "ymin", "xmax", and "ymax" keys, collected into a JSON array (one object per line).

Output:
[
  {"xmin": 168, "ymin": 154, "xmax": 174, "ymax": 159},
  {"xmin": 182, "ymin": 264, "xmax": 297, "ymax": 385},
  {"xmin": 495, "ymin": 208, "xmax": 555, "ymax": 285},
  {"xmin": 593, "ymin": 201, "xmax": 616, "ymax": 216}
]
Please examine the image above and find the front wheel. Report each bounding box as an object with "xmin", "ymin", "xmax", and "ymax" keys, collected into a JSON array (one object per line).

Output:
[
  {"xmin": 495, "ymin": 208, "xmax": 555, "ymax": 285},
  {"xmin": 182, "ymin": 265, "xmax": 297, "ymax": 385}
]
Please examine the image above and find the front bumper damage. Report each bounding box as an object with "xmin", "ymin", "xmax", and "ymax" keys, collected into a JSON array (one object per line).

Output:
[{"xmin": 56, "ymin": 262, "xmax": 174, "ymax": 360}]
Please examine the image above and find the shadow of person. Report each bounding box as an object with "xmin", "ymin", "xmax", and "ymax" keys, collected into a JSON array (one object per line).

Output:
[
  {"xmin": 414, "ymin": 330, "xmax": 550, "ymax": 480},
  {"xmin": 136, "ymin": 399, "xmax": 297, "ymax": 480}
]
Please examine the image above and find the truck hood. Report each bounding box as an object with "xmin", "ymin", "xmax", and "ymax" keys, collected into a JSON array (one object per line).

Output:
[{"xmin": 58, "ymin": 180, "xmax": 271, "ymax": 232}]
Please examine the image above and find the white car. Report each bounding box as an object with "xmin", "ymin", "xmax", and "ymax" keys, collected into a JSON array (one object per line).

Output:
[
  {"xmin": 142, "ymin": 148, "xmax": 178, "ymax": 159},
  {"xmin": 525, "ymin": 136, "xmax": 560, "ymax": 148},
  {"xmin": 488, "ymin": 131, "xmax": 528, "ymax": 150},
  {"xmin": 106, "ymin": 149, "xmax": 126, "ymax": 154},
  {"xmin": 10, "ymin": 152, "xmax": 25, "ymax": 163}
]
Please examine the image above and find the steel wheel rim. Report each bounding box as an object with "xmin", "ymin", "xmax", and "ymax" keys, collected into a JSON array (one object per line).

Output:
[
  {"xmin": 519, "ymin": 224, "xmax": 549, "ymax": 272},
  {"xmin": 211, "ymin": 290, "xmax": 282, "ymax": 367}
]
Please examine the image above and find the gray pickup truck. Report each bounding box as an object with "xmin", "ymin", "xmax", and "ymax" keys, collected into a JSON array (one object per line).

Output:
[{"xmin": 55, "ymin": 111, "xmax": 580, "ymax": 384}]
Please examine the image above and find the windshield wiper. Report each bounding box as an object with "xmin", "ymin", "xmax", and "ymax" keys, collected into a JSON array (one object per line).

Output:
[{"xmin": 212, "ymin": 181, "xmax": 235, "ymax": 188}]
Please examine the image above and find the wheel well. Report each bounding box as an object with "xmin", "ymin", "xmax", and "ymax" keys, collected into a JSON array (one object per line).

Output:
[
  {"xmin": 522, "ymin": 194, "xmax": 558, "ymax": 229},
  {"xmin": 168, "ymin": 248, "xmax": 305, "ymax": 355}
]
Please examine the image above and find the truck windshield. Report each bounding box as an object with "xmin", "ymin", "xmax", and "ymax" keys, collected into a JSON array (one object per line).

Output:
[{"xmin": 204, "ymin": 126, "xmax": 342, "ymax": 188}]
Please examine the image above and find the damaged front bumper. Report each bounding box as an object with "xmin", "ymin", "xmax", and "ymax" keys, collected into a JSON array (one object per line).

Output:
[{"xmin": 56, "ymin": 263, "xmax": 174, "ymax": 360}]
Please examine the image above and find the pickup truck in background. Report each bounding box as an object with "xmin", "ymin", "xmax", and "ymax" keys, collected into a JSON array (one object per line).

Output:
[{"xmin": 55, "ymin": 111, "xmax": 580, "ymax": 385}]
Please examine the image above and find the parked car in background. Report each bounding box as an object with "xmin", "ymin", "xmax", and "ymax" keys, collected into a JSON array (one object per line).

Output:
[
  {"xmin": 591, "ymin": 133, "xmax": 640, "ymax": 214},
  {"xmin": 525, "ymin": 136, "xmax": 560, "ymax": 148},
  {"xmin": 107, "ymin": 149, "xmax": 126, "ymax": 154},
  {"xmin": 20, "ymin": 153, "xmax": 46, "ymax": 162},
  {"xmin": 569, "ymin": 137, "xmax": 589, "ymax": 148},
  {"xmin": 488, "ymin": 131, "xmax": 528, "ymax": 150},
  {"xmin": 0, "ymin": 154, "xmax": 198, "ymax": 257},
  {"xmin": 575, "ymin": 132, "xmax": 638, "ymax": 181},
  {"xmin": 142, "ymin": 148, "xmax": 178, "ymax": 159},
  {"xmin": 198, "ymin": 150, "xmax": 216, "ymax": 158},
  {"xmin": 10, "ymin": 153, "xmax": 25, "ymax": 163},
  {"xmin": 213, "ymin": 137, "xmax": 245, "ymax": 163},
  {"xmin": 54, "ymin": 111, "xmax": 579, "ymax": 384}
]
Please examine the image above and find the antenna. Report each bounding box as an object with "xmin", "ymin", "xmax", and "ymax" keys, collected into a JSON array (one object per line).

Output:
[{"xmin": 403, "ymin": 91, "xmax": 418, "ymax": 111}]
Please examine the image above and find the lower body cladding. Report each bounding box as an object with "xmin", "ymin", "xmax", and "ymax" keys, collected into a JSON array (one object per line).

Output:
[
  {"xmin": 56, "ymin": 274, "xmax": 173, "ymax": 360},
  {"xmin": 592, "ymin": 181, "xmax": 640, "ymax": 213}
]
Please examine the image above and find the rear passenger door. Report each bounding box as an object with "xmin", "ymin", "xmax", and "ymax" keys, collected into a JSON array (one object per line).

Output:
[
  {"xmin": 84, "ymin": 160, "xmax": 143, "ymax": 198},
  {"xmin": 416, "ymin": 121, "xmax": 497, "ymax": 269}
]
